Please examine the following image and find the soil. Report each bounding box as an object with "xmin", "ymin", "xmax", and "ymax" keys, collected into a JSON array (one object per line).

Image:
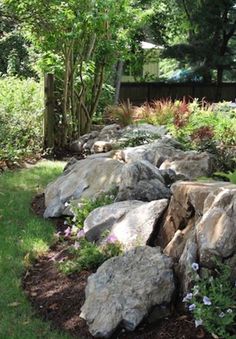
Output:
[{"xmin": 24, "ymin": 193, "xmax": 213, "ymax": 339}]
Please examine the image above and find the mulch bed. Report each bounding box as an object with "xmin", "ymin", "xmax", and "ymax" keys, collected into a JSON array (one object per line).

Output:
[{"xmin": 23, "ymin": 193, "xmax": 213, "ymax": 339}]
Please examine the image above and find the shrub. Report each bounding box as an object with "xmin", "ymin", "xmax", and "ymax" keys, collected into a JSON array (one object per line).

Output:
[
  {"xmin": 167, "ymin": 100, "xmax": 236, "ymax": 158},
  {"xmin": 105, "ymin": 99, "xmax": 135, "ymax": 126},
  {"xmin": 183, "ymin": 261, "xmax": 236, "ymax": 338},
  {"xmin": 0, "ymin": 76, "xmax": 43, "ymax": 162}
]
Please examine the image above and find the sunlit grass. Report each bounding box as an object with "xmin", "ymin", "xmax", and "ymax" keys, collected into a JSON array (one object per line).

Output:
[{"xmin": 0, "ymin": 160, "xmax": 70, "ymax": 339}]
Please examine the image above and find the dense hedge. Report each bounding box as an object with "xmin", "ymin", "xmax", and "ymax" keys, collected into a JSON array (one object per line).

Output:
[{"xmin": 0, "ymin": 77, "xmax": 44, "ymax": 161}]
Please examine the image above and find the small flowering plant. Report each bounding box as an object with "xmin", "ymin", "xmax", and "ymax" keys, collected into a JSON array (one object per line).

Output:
[
  {"xmin": 64, "ymin": 188, "xmax": 118, "ymax": 230},
  {"xmin": 183, "ymin": 261, "xmax": 236, "ymax": 338},
  {"xmin": 59, "ymin": 230, "xmax": 123, "ymax": 275}
]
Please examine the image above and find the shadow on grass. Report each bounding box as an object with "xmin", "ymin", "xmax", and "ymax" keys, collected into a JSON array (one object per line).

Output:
[{"xmin": 0, "ymin": 160, "xmax": 70, "ymax": 339}]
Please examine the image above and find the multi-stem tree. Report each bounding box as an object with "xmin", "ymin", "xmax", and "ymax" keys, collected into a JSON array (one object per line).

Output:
[{"xmin": 4, "ymin": 0, "xmax": 140, "ymax": 149}]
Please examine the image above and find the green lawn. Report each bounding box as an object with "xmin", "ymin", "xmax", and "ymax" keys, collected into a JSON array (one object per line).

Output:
[{"xmin": 0, "ymin": 161, "xmax": 70, "ymax": 339}]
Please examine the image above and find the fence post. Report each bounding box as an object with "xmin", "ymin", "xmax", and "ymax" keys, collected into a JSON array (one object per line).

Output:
[{"xmin": 44, "ymin": 73, "xmax": 55, "ymax": 149}]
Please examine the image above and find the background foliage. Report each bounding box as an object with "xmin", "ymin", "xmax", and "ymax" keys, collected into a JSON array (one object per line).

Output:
[{"xmin": 0, "ymin": 77, "xmax": 43, "ymax": 161}]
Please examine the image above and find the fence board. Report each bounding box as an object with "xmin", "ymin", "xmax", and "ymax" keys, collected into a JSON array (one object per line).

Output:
[{"xmin": 120, "ymin": 82, "xmax": 236, "ymax": 104}]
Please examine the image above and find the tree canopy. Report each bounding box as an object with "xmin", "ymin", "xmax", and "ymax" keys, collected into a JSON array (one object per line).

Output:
[{"xmin": 163, "ymin": 0, "xmax": 236, "ymax": 83}]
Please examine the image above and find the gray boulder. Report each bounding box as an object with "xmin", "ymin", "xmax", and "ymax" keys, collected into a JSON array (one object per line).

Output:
[
  {"xmin": 80, "ymin": 246, "xmax": 175, "ymax": 338},
  {"xmin": 98, "ymin": 124, "xmax": 122, "ymax": 141},
  {"xmin": 44, "ymin": 158, "xmax": 123, "ymax": 218},
  {"xmin": 159, "ymin": 151, "xmax": 216, "ymax": 180},
  {"xmin": 70, "ymin": 131, "xmax": 99, "ymax": 153},
  {"xmin": 115, "ymin": 138, "xmax": 184, "ymax": 167},
  {"xmin": 116, "ymin": 160, "xmax": 170, "ymax": 202},
  {"xmin": 84, "ymin": 199, "xmax": 169, "ymax": 249}
]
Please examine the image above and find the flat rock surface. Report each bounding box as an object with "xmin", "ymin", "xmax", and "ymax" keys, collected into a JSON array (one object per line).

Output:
[{"xmin": 44, "ymin": 158, "xmax": 123, "ymax": 218}]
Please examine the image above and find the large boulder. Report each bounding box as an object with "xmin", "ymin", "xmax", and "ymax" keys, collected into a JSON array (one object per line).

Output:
[
  {"xmin": 196, "ymin": 187, "xmax": 236, "ymax": 266},
  {"xmin": 44, "ymin": 158, "xmax": 123, "ymax": 218},
  {"xmin": 159, "ymin": 151, "xmax": 216, "ymax": 180},
  {"xmin": 84, "ymin": 199, "xmax": 169, "ymax": 249},
  {"xmin": 154, "ymin": 181, "xmax": 236, "ymax": 292},
  {"xmin": 158, "ymin": 181, "xmax": 225, "ymax": 250},
  {"xmin": 116, "ymin": 160, "xmax": 171, "ymax": 202},
  {"xmin": 115, "ymin": 138, "xmax": 184, "ymax": 167},
  {"xmin": 80, "ymin": 246, "xmax": 175, "ymax": 338}
]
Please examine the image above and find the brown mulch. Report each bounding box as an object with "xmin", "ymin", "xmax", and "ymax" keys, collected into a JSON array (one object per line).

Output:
[{"xmin": 23, "ymin": 193, "xmax": 213, "ymax": 339}]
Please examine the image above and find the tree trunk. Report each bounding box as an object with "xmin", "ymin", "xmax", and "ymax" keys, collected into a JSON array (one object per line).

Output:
[
  {"xmin": 114, "ymin": 60, "xmax": 124, "ymax": 104},
  {"xmin": 216, "ymin": 66, "xmax": 223, "ymax": 101},
  {"xmin": 44, "ymin": 73, "xmax": 55, "ymax": 149}
]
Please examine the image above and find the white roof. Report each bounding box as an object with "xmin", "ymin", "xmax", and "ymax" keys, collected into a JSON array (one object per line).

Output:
[{"xmin": 141, "ymin": 41, "xmax": 163, "ymax": 50}]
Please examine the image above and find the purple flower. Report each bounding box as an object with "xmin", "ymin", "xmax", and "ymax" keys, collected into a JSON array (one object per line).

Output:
[
  {"xmin": 189, "ymin": 304, "xmax": 196, "ymax": 311},
  {"xmin": 203, "ymin": 296, "xmax": 212, "ymax": 305},
  {"xmin": 195, "ymin": 319, "xmax": 203, "ymax": 328},
  {"xmin": 182, "ymin": 293, "xmax": 193, "ymax": 302},
  {"xmin": 106, "ymin": 234, "xmax": 118, "ymax": 244},
  {"xmin": 64, "ymin": 227, "xmax": 71, "ymax": 237},
  {"xmin": 77, "ymin": 229, "xmax": 85, "ymax": 239},
  {"xmin": 73, "ymin": 241, "xmax": 81, "ymax": 250},
  {"xmin": 191, "ymin": 263, "xmax": 199, "ymax": 271}
]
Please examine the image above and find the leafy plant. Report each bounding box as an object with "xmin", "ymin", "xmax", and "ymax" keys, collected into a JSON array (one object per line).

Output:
[
  {"xmin": 0, "ymin": 76, "xmax": 43, "ymax": 162},
  {"xmin": 214, "ymin": 170, "xmax": 236, "ymax": 184},
  {"xmin": 183, "ymin": 261, "xmax": 236, "ymax": 338},
  {"xmin": 65, "ymin": 188, "xmax": 118, "ymax": 230},
  {"xmin": 106, "ymin": 99, "xmax": 135, "ymax": 126},
  {"xmin": 117, "ymin": 130, "xmax": 160, "ymax": 148},
  {"xmin": 59, "ymin": 233, "xmax": 123, "ymax": 275}
]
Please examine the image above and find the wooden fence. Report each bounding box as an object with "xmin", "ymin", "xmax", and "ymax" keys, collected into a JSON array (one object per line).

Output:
[{"xmin": 119, "ymin": 82, "xmax": 236, "ymax": 105}]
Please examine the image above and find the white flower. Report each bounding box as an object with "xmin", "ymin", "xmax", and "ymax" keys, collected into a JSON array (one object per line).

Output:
[
  {"xmin": 64, "ymin": 201, "xmax": 69, "ymax": 207},
  {"xmin": 193, "ymin": 285, "xmax": 199, "ymax": 296},
  {"xmin": 203, "ymin": 296, "xmax": 212, "ymax": 305},
  {"xmin": 189, "ymin": 304, "xmax": 196, "ymax": 311},
  {"xmin": 191, "ymin": 263, "xmax": 199, "ymax": 271},
  {"xmin": 227, "ymin": 308, "xmax": 233, "ymax": 314},
  {"xmin": 64, "ymin": 220, "xmax": 67, "ymax": 225},
  {"xmin": 195, "ymin": 319, "xmax": 203, "ymax": 328},
  {"xmin": 182, "ymin": 293, "xmax": 193, "ymax": 302},
  {"xmin": 219, "ymin": 312, "xmax": 225, "ymax": 318}
]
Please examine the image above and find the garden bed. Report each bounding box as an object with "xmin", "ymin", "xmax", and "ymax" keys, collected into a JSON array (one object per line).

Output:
[{"xmin": 24, "ymin": 194, "xmax": 213, "ymax": 339}]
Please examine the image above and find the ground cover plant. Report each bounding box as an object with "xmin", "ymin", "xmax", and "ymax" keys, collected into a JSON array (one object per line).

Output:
[
  {"xmin": 59, "ymin": 190, "xmax": 122, "ymax": 275},
  {"xmin": 183, "ymin": 261, "xmax": 236, "ymax": 339},
  {"xmin": 0, "ymin": 76, "xmax": 43, "ymax": 163},
  {"xmin": 0, "ymin": 160, "xmax": 70, "ymax": 339}
]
